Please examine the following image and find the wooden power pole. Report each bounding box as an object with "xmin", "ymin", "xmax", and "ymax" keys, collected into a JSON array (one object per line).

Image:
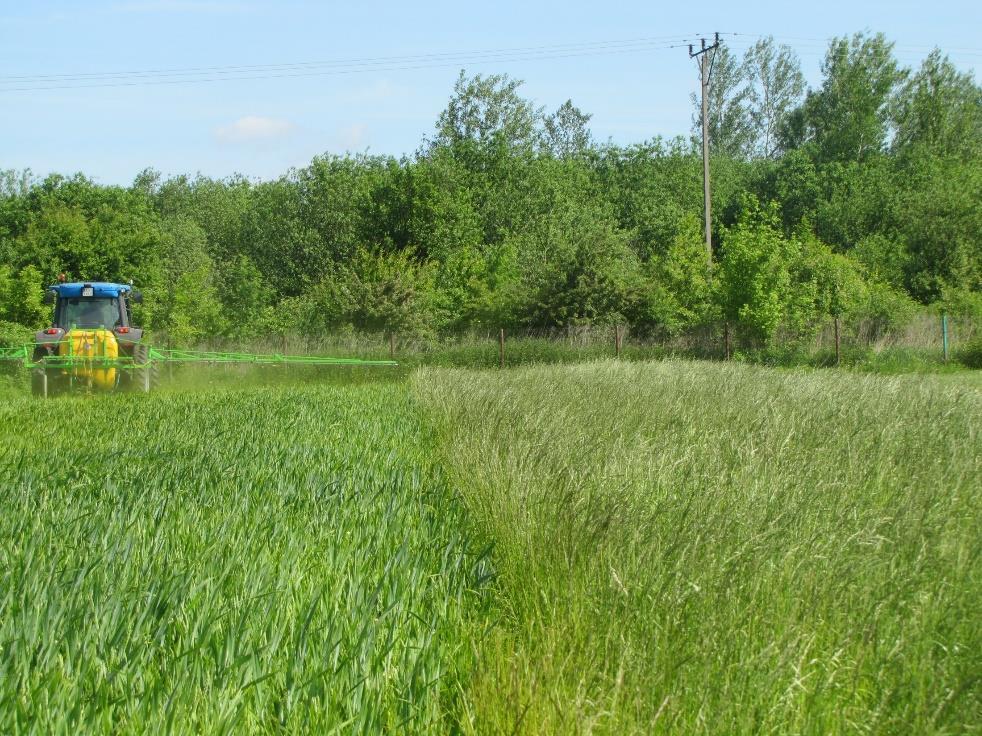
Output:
[{"xmin": 689, "ymin": 33, "xmax": 720, "ymax": 273}]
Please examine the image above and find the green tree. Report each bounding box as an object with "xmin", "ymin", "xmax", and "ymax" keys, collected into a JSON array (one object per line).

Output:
[
  {"xmin": 791, "ymin": 33, "xmax": 906, "ymax": 162},
  {"xmin": 641, "ymin": 214, "xmax": 713, "ymax": 332},
  {"xmin": 892, "ymin": 50, "xmax": 982, "ymax": 160},
  {"xmin": 716, "ymin": 198, "xmax": 797, "ymax": 342},
  {"xmin": 313, "ymin": 248, "xmax": 438, "ymax": 335},
  {"xmin": 167, "ymin": 264, "xmax": 225, "ymax": 346},
  {"xmin": 542, "ymin": 99, "xmax": 593, "ymax": 158},
  {"xmin": 5, "ymin": 265, "xmax": 48, "ymax": 328},
  {"xmin": 591, "ymin": 137, "xmax": 704, "ymax": 259},
  {"xmin": 793, "ymin": 230, "xmax": 868, "ymax": 322},
  {"xmin": 219, "ymin": 254, "xmax": 271, "ymax": 339},
  {"xmin": 515, "ymin": 191, "xmax": 643, "ymax": 326},
  {"xmin": 692, "ymin": 43, "xmax": 754, "ymax": 158},
  {"xmin": 432, "ymin": 71, "xmax": 541, "ymax": 154},
  {"xmin": 898, "ymin": 154, "xmax": 982, "ymax": 300},
  {"xmin": 743, "ymin": 37, "xmax": 805, "ymax": 158},
  {"xmin": 852, "ymin": 233, "xmax": 909, "ymax": 290},
  {"xmin": 147, "ymin": 215, "xmax": 224, "ymax": 340}
]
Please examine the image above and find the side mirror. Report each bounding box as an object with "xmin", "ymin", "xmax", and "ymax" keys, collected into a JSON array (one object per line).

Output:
[
  {"xmin": 130, "ymin": 290, "xmax": 143, "ymax": 304},
  {"xmin": 43, "ymin": 291, "xmax": 55, "ymax": 305}
]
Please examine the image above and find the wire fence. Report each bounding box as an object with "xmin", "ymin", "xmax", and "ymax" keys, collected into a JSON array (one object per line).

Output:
[
  {"xmin": 3, "ymin": 313, "xmax": 976, "ymax": 393},
  {"xmin": 187, "ymin": 312, "xmax": 979, "ymax": 370}
]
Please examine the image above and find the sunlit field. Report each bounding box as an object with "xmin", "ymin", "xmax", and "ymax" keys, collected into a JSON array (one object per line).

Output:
[
  {"xmin": 1, "ymin": 360, "xmax": 979, "ymax": 734},
  {"xmin": 0, "ymin": 382, "xmax": 487, "ymax": 734},
  {"xmin": 417, "ymin": 361, "xmax": 981, "ymax": 734}
]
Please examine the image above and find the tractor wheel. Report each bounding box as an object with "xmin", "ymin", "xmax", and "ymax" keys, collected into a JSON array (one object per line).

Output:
[
  {"xmin": 31, "ymin": 368, "xmax": 49, "ymax": 398},
  {"xmin": 31, "ymin": 368, "xmax": 64, "ymax": 398},
  {"xmin": 30, "ymin": 347, "xmax": 58, "ymax": 398},
  {"xmin": 132, "ymin": 343, "xmax": 157, "ymax": 393}
]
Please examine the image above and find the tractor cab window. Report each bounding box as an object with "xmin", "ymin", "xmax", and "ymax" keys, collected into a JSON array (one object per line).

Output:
[{"xmin": 58, "ymin": 297, "xmax": 122, "ymax": 328}]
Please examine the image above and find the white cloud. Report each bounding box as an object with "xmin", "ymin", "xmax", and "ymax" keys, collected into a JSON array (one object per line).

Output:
[
  {"xmin": 347, "ymin": 79, "xmax": 409, "ymax": 103},
  {"xmin": 214, "ymin": 116, "xmax": 295, "ymax": 144},
  {"xmin": 337, "ymin": 124, "xmax": 368, "ymax": 150}
]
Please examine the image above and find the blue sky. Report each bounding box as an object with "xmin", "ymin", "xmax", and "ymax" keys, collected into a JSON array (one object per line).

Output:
[{"xmin": 1, "ymin": 0, "xmax": 979, "ymax": 185}]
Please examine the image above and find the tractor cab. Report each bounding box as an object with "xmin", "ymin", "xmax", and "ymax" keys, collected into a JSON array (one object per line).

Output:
[{"xmin": 36, "ymin": 282, "xmax": 144, "ymax": 348}]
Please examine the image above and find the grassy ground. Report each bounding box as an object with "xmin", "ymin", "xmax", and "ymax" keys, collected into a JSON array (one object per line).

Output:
[
  {"xmin": 2, "ymin": 361, "xmax": 979, "ymax": 734},
  {"xmin": 415, "ymin": 361, "xmax": 981, "ymax": 734},
  {"xmin": 0, "ymin": 381, "xmax": 489, "ymax": 734}
]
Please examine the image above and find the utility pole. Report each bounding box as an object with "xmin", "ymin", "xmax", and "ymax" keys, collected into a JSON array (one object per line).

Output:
[{"xmin": 689, "ymin": 32, "xmax": 720, "ymax": 273}]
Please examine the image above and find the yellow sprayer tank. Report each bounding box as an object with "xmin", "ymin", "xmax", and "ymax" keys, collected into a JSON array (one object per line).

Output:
[{"xmin": 59, "ymin": 328, "xmax": 118, "ymax": 389}]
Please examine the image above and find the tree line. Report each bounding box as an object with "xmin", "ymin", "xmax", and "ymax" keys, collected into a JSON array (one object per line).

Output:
[{"xmin": 1, "ymin": 32, "xmax": 979, "ymax": 347}]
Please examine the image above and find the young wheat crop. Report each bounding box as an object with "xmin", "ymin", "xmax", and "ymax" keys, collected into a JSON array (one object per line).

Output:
[{"xmin": 0, "ymin": 383, "xmax": 487, "ymax": 734}]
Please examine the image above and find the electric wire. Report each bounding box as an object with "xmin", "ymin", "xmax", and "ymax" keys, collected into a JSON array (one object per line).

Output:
[
  {"xmin": 0, "ymin": 35, "xmax": 703, "ymax": 82},
  {"xmin": 2, "ymin": 31, "xmax": 976, "ymax": 95},
  {"xmin": 0, "ymin": 36, "xmax": 702, "ymax": 92}
]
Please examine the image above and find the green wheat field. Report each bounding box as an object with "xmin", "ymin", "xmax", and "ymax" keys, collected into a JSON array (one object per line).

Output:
[{"xmin": 1, "ymin": 361, "xmax": 979, "ymax": 734}]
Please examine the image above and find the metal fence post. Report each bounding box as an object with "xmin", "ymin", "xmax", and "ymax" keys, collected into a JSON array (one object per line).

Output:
[
  {"xmin": 499, "ymin": 328, "xmax": 505, "ymax": 369},
  {"xmin": 942, "ymin": 313, "xmax": 949, "ymax": 362},
  {"xmin": 834, "ymin": 316, "xmax": 841, "ymax": 366}
]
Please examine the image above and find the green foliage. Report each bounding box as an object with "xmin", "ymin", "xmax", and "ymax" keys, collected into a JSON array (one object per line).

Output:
[
  {"xmin": 692, "ymin": 44, "xmax": 755, "ymax": 158},
  {"xmin": 791, "ymin": 32, "xmax": 906, "ymax": 162},
  {"xmin": 765, "ymin": 147, "xmax": 821, "ymax": 230},
  {"xmin": 142, "ymin": 214, "xmax": 223, "ymax": 345},
  {"xmin": 498, "ymin": 163, "xmax": 645, "ymax": 327},
  {"xmin": 852, "ymin": 233, "xmax": 909, "ymax": 290},
  {"xmin": 518, "ymin": 217, "xmax": 642, "ymax": 327},
  {"xmin": 0, "ymin": 320, "xmax": 33, "ymax": 348},
  {"xmin": 218, "ymin": 254, "xmax": 271, "ymax": 340},
  {"xmin": 0, "ymin": 265, "xmax": 13, "ymax": 323},
  {"xmin": 541, "ymin": 99, "xmax": 593, "ymax": 158},
  {"xmin": 314, "ymin": 248, "xmax": 438, "ymax": 335},
  {"xmin": 432, "ymin": 243, "xmax": 500, "ymax": 328},
  {"xmin": 417, "ymin": 361, "xmax": 980, "ymax": 733},
  {"xmin": 0, "ymin": 31, "xmax": 977, "ymax": 342},
  {"xmin": 743, "ymin": 37, "xmax": 806, "ymax": 158},
  {"xmin": 794, "ymin": 230, "xmax": 868, "ymax": 320},
  {"xmin": 956, "ymin": 336, "xmax": 982, "ymax": 368},
  {"xmin": 166, "ymin": 264, "xmax": 225, "ymax": 346},
  {"xmin": 939, "ymin": 285, "xmax": 982, "ymax": 320},
  {"xmin": 861, "ymin": 279, "xmax": 920, "ymax": 332},
  {"xmin": 716, "ymin": 198, "xmax": 797, "ymax": 342},
  {"xmin": 892, "ymin": 49, "xmax": 982, "ymax": 160},
  {"xmin": 897, "ymin": 151, "xmax": 982, "ymax": 301},
  {"xmin": 433, "ymin": 71, "xmax": 541, "ymax": 154},
  {"xmin": 0, "ymin": 265, "xmax": 48, "ymax": 328},
  {"xmin": 641, "ymin": 213, "xmax": 713, "ymax": 332}
]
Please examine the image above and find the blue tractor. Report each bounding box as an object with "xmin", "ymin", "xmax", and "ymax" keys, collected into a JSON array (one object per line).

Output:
[{"xmin": 32, "ymin": 281, "xmax": 151, "ymax": 395}]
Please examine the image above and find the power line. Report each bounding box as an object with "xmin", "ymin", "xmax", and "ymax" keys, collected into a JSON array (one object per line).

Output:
[
  {"xmin": 3, "ymin": 30, "xmax": 975, "ymax": 95},
  {"xmin": 0, "ymin": 36, "xmax": 701, "ymax": 92},
  {"xmin": 0, "ymin": 35, "xmax": 703, "ymax": 83}
]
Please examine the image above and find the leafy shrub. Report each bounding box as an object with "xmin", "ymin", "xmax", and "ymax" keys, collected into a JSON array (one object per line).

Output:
[
  {"xmin": 0, "ymin": 320, "xmax": 32, "ymax": 348},
  {"xmin": 956, "ymin": 337, "xmax": 982, "ymax": 368}
]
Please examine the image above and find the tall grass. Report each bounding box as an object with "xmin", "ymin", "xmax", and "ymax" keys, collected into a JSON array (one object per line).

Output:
[
  {"xmin": 0, "ymin": 382, "xmax": 488, "ymax": 733},
  {"xmin": 3, "ymin": 360, "xmax": 978, "ymax": 733},
  {"xmin": 183, "ymin": 316, "xmax": 978, "ymax": 373},
  {"xmin": 415, "ymin": 361, "xmax": 981, "ymax": 734}
]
